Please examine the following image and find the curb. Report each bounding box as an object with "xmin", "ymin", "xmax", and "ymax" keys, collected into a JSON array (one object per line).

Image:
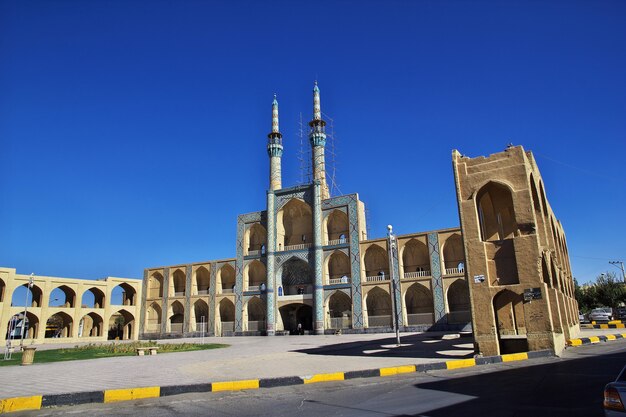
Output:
[
  {"xmin": 0, "ymin": 350, "xmax": 554, "ymax": 414},
  {"xmin": 568, "ymin": 333, "xmax": 626, "ymax": 347},
  {"xmin": 580, "ymin": 323, "xmax": 625, "ymax": 329}
]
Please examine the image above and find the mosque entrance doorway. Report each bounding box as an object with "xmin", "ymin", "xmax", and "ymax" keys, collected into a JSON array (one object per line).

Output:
[{"xmin": 279, "ymin": 303, "xmax": 312, "ymax": 334}]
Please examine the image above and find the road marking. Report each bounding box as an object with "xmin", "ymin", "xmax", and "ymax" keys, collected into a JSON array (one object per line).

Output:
[
  {"xmin": 501, "ymin": 352, "xmax": 528, "ymax": 362},
  {"xmin": 446, "ymin": 358, "xmax": 476, "ymax": 370}
]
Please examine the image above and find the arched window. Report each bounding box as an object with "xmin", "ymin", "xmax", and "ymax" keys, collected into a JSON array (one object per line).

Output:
[
  {"xmin": 49, "ymin": 285, "xmax": 76, "ymax": 308},
  {"xmin": 194, "ymin": 266, "xmax": 210, "ymax": 295},
  {"xmin": 81, "ymin": 287, "xmax": 106, "ymax": 308},
  {"xmin": 476, "ymin": 182, "xmax": 517, "ymax": 241},
  {"xmin": 108, "ymin": 310, "xmax": 135, "ymax": 340},
  {"xmin": 45, "ymin": 312, "xmax": 73, "ymax": 338},
  {"xmin": 79, "ymin": 312, "xmax": 103, "ymax": 337},
  {"xmin": 246, "ymin": 260, "xmax": 266, "ymax": 291},
  {"xmin": 148, "ymin": 272, "xmax": 164, "ymax": 299},
  {"xmin": 217, "ymin": 264, "xmax": 236, "ymax": 294},
  {"xmin": 110, "ymin": 283, "xmax": 136, "ymax": 306},
  {"xmin": 247, "ymin": 224, "xmax": 267, "ymax": 255},
  {"xmin": 442, "ymin": 234, "xmax": 464, "ymax": 275},
  {"xmin": 277, "ymin": 199, "xmax": 313, "ymax": 248},
  {"xmin": 326, "ymin": 251, "xmax": 350, "ymax": 284},
  {"xmin": 171, "ymin": 269, "xmax": 186, "ymax": 297},
  {"xmin": 364, "ymin": 245, "xmax": 389, "ymax": 280},
  {"xmin": 326, "ymin": 210, "xmax": 349, "ymax": 244},
  {"xmin": 402, "ymin": 239, "xmax": 430, "ymax": 277}
]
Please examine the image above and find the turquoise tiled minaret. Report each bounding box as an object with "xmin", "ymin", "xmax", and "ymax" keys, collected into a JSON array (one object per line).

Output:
[
  {"xmin": 309, "ymin": 82, "xmax": 330, "ymax": 200},
  {"xmin": 267, "ymin": 94, "xmax": 283, "ymax": 191}
]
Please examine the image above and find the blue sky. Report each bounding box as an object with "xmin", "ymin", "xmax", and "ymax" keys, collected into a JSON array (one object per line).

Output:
[{"xmin": 1, "ymin": 1, "xmax": 624, "ymax": 285}]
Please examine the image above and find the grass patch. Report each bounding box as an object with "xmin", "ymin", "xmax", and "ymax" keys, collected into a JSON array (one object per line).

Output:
[{"xmin": 0, "ymin": 341, "xmax": 228, "ymax": 367}]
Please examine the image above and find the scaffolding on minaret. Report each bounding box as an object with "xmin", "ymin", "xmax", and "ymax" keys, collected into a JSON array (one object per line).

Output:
[
  {"xmin": 323, "ymin": 112, "xmax": 342, "ymax": 197},
  {"xmin": 296, "ymin": 112, "xmax": 312, "ymax": 185}
]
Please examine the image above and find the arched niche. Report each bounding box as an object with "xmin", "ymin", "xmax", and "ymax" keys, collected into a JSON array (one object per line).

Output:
[
  {"xmin": 325, "ymin": 251, "xmax": 350, "ymax": 284},
  {"xmin": 365, "ymin": 287, "xmax": 392, "ymax": 327},
  {"xmin": 401, "ymin": 239, "xmax": 430, "ymax": 277},
  {"xmin": 194, "ymin": 266, "xmax": 210, "ymax": 295},
  {"xmin": 405, "ymin": 283, "xmax": 434, "ymax": 325},
  {"xmin": 217, "ymin": 264, "xmax": 236, "ymax": 294},
  {"xmin": 11, "ymin": 284, "xmax": 43, "ymax": 308},
  {"xmin": 192, "ymin": 299, "xmax": 209, "ymax": 332},
  {"xmin": 442, "ymin": 234, "xmax": 464, "ymax": 274},
  {"xmin": 148, "ymin": 272, "xmax": 164, "ymax": 299},
  {"xmin": 245, "ymin": 260, "xmax": 266, "ymax": 290},
  {"xmin": 168, "ymin": 301, "xmax": 184, "ymax": 333},
  {"xmin": 276, "ymin": 199, "xmax": 313, "ymax": 249},
  {"xmin": 446, "ymin": 280, "xmax": 471, "ymax": 323},
  {"xmin": 245, "ymin": 223, "xmax": 267, "ymax": 255},
  {"xmin": 364, "ymin": 245, "xmax": 389, "ymax": 279},
  {"xmin": 325, "ymin": 210, "xmax": 349, "ymax": 244},
  {"xmin": 246, "ymin": 297, "xmax": 265, "ymax": 331},
  {"xmin": 6, "ymin": 311, "xmax": 39, "ymax": 339},
  {"xmin": 476, "ymin": 182, "xmax": 518, "ymax": 241},
  {"xmin": 171, "ymin": 269, "xmax": 186, "ymax": 297},
  {"xmin": 217, "ymin": 298, "xmax": 236, "ymax": 335},
  {"xmin": 145, "ymin": 302, "xmax": 162, "ymax": 332},
  {"xmin": 280, "ymin": 258, "xmax": 312, "ymax": 295},
  {"xmin": 327, "ymin": 291, "xmax": 352, "ymax": 329}
]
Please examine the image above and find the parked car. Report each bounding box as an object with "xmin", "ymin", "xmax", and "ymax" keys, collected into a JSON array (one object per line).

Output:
[
  {"xmin": 617, "ymin": 307, "xmax": 626, "ymax": 320},
  {"xmin": 590, "ymin": 307, "xmax": 614, "ymax": 322},
  {"xmin": 604, "ymin": 365, "xmax": 626, "ymax": 415}
]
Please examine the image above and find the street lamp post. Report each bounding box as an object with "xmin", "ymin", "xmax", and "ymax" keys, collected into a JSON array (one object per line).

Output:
[
  {"xmin": 609, "ymin": 261, "xmax": 626, "ymax": 283},
  {"xmin": 20, "ymin": 274, "xmax": 35, "ymax": 349},
  {"xmin": 387, "ymin": 225, "xmax": 401, "ymax": 346}
]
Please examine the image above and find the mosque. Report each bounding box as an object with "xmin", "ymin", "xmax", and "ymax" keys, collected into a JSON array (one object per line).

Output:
[{"xmin": 1, "ymin": 83, "xmax": 578, "ymax": 356}]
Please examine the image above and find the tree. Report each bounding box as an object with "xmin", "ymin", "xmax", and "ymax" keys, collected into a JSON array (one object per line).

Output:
[{"xmin": 594, "ymin": 272, "xmax": 626, "ymax": 310}]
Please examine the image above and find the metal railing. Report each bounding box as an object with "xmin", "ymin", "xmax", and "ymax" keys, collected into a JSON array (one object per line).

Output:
[
  {"xmin": 247, "ymin": 250, "xmax": 261, "ymax": 257},
  {"xmin": 403, "ymin": 270, "xmax": 431, "ymax": 279},
  {"xmin": 221, "ymin": 288, "xmax": 235, "ymax": 294},
  {"xmin": 326, "ymin": 238, "xmax": 348, "ymax": 246},
  {"xmin": 247, "ymin": 321, "xmax": 265, "ymax": 331},
  {"xmin": 282, "ymin": 243, "xmax": 313, "ymax": 251},
  {"xmin": 174, "ymin": 292, "xmax": 185, "ymax": 297},
  {"xmin": 197, "ymin": 289, "xmax": 209, "ymax": 295},
  {"xmin": 444, "ymin": 267, "xmax": 465, "ymax": 275},
  {"xmin": 247, "ymin": 286, "xmax": 260, "ymax": 292},
  {"xmin": 365, "ymin": 275, "xmax": 389, "ymax": 282},
  {"xmin": 407, "ymin": 313, "xmax": 434, "ymax": 325},
  {"xmin": 221, "ymin": 321, "xmax": 235, "ymax": 332},
  {"xmin": 367, "ymin": 315, "xmax": 392, "ymax": 327}
]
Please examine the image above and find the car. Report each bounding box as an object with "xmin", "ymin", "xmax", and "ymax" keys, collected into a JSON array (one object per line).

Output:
[
  {"xmin": 579, "ymin": 311, "xmax": 587, "ymax": 323},
  {"xmin": 617, "ymin": 307, "xmax": 626, "ymax": 320},
  {"xmin": 604, "ymin": 365, "xmax": 626, "ymax": 415},
  {"xmin": 590, "ymin": 307, "xmax": 614, "ymax": 322}
]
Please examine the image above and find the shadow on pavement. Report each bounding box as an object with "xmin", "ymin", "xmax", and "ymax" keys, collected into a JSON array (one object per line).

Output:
[
  {"xmin": 395, "ymin": 348, "xmax": 626, "ymax": 417},
  {"xmin": 292, "ymin": 333, "xmax": 475, "ymax": 359}
]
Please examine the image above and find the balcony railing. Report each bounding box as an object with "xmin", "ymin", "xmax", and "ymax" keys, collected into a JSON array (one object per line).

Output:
[
  {"xmin": 365, "ymin": 275, "xmax": 389, "ymax": 283},
  {"xmin": 170, "ymin": 323, "xmax": 183, "ymax": 333},
  {"xmin": 367, "ymin": 315, "xmax": 392, "ymax": 327},
  {"xmin": 282, "ymin": 243, "xmax": 312, "ymax": 251},
  {"xmin": 444, "ymin": 267, "xmax": 465, "ymax": 275},
  {"xmin": 174, "ymin": 292, "xmax": 185, "ymax": 297},
  {"xmin": 326, "ymin": 238, "xmax": 348, "ymax": 246},
  {"xmin": 407, "ymin": 313, "xmax": 434, "ymax": 326},
  {"xmin": 329, "ymin": 317, "xmax": 352, "ymax": 329},
  {"xmin": 403, "ymin": 270, "xmax": 431, "ymax": 279},
  {"xmin": 328, "ymin": 276, "xmax": 351, "ymax": 285},
  {"xmin": 247, "ymin": 286, "xmax": 260, "ymax": 292},
  {"xmin": 247, "ymin": 249, "xmax": 261, "ymax": 256},
  {"xmin": 221, "ymin": 321, "xmax": 235, "ymax": 333},
  {"xmin": 221, "ymin": 288, "xmax": 235, "ymax": 294},
  {"xmin": 247, "ymin": 320, "xmax": 266, "ymax": 331},
  {"xmin": 197, "ymin": 289, "xmax": 209, "ymax": 295}
]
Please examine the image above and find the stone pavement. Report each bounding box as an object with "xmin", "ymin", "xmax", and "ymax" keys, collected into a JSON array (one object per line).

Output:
[
  {"xmin": 1, "ymin": 332, "xmax": 475, "ymax": 398},
  {"xmin": 0, "ymin": 327, "xmax": 615, "ymax": 400}
]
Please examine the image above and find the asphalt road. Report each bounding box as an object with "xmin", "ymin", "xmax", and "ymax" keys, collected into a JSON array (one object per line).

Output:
[{"xmin": 16, "ymin": 341, "xmax": 626, "ymax": 417}]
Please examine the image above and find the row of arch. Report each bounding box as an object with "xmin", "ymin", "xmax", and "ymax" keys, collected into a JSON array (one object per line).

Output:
[
  {"xmin": 0, "ymin": 281, "xmax": 136, "ymax": 308},
  {"xmin": 145, "ymin": 279, "xmax": 471, "ymax": 335},
  {"xmin": 146, "ymin": 234, "xmax": 465, "ymax": 300},
  {"xmin": 5, "ymin": 309, "xmax": 135, "ymax": 341}
]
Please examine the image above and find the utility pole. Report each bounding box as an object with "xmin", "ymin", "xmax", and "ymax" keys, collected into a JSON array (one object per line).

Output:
[
  {"xmin": 387, "ymin": 225, "xmax": 401, "ymax": 346},
  {"xmin": 609, "ymin": 261, "xmax": 626, "ymax": 283}
]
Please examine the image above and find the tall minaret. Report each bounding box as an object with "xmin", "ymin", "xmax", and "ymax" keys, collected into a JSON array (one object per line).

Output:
[
  {"xmin": 309, "ymin": 81, "xmax": 330, "ymax": 199},
  {"xmin": 267, "ymin": 94, "xmax": 283, "ymax": 190}
]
